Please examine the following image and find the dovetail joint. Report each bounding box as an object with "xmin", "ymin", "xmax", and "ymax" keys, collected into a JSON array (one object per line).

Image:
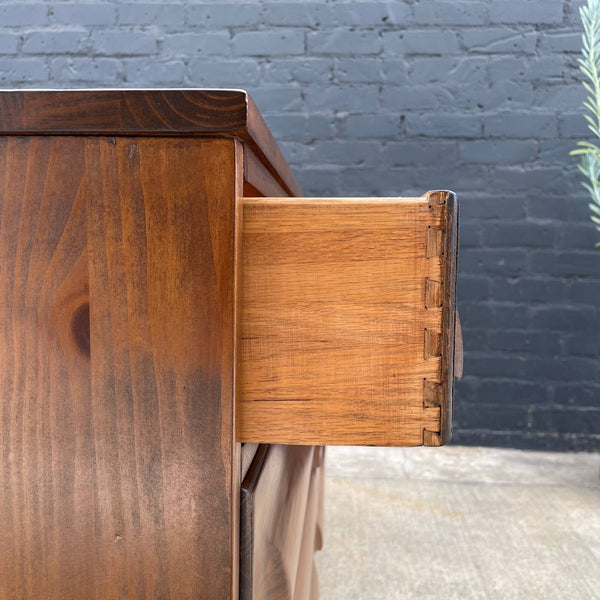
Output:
[
  {"xmin": 423, "ymin": 379, "xmax": 443, "ymax": 408},
  {"xmin": 426, "ymin": 227, "xmax": 444, "ymax": 258},
  {"xmin": 426, "ymin": 190, "xmax": 449, "ymax": 207},
  {"xmin": 423, "ymin": 430, "xmax": 442, "ymax": 446},
  {"xmin": 425, "ymin": 278, "xmax": 442, "ymax": 309},
  {"xmin": 423, "ymin": 328, "xmax": 442, "ymax": 360}
]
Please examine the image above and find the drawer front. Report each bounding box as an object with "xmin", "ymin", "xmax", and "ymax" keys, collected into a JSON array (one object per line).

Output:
[{"xmin": 240, "ymin": 445, "xmax": 322, "ymax": 600}]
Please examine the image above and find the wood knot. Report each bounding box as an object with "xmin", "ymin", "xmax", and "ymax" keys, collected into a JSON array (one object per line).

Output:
[{"xmin": 71, "ymin": 302, "xmax": 90, "ymax": 357}]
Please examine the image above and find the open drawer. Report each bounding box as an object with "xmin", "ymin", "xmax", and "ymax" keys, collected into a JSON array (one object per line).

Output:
[{"xmin": 236, "ymin": 190, "xmax": 460, "ymax": 447}]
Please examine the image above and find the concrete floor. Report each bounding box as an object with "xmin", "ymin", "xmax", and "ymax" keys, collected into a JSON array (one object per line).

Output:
[{"xmin": 315, "ymin": 445, "xmax": 600, "ymax": 600}]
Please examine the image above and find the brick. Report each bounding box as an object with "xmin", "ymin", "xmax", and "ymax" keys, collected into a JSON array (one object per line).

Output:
[
  {"xmin": 482, "ymin": 222, "xmax": 554, "ymax": 247},
  {"xmin": 460, "ymin": 248, "xmax": 528, "ymax": 276},
  {"xmin": 531, "ymin": 306, "xmax": 597, "ymax": 332},
  {"xmin": 23, "ymin": 31, "xmax": 87, "ymax": 55},
  {"xmin": 279, "ymin": 141, "xmax": 310, "ymax": 164},
  {"xmin": 459, "ymin": 328, "xmax": 488, "ymax": 351},
  {"xmin": 457, "ymin": 276, "xmax": 490, "ymax": 301},
  {"xmin": 264, "ymin": 58, "xmax": 332, "ymax": 84},
  {"xmin": 491, "ymin": 278, "xmax": 566, "ymax": 303},
  {"xmin": 488, "ymin": 304, "xmax": 531, "ymax": 329},
  {"xmin": 478, "ymin": 381, "xmax": 550, "ymax": 405},
  {"xmin": 250, "ymin": 86, "xmax": 303, "ymax": 113},
  {"xmin": 533, "ymin": 84, "xmax": 586, "ymax": 110},
  {"xmin": 459, "ymin": 140, "xmax": 538, "ymax": 164},
  {"xmin": 540, "ymin": 139, "xmax": 583, "ymax": 165},
  {"xmin": 124, "ymin": 59, "xmax": 186, "ymax": 84},
  {"xmin": 461, "ymin": 28, "xmax": 537, "ymax": 54},
  {"xmin": 50, "ymin": 57, "xmax": 121, "ymax": 82},
  {"xmin": 330, "ymin": 3, "xmax": 411, "ymax": 27},
  {"xmin": 92, "ymin": 31, "xmax": 158, "ymax": 56},
  {"xmin": 489, "ymin": 1, "xmax": 564, "ymax": 25},
  {"xmin": 459, "ymin": 222, "xmax": 482, "ymax": 247},
  {"xmin": 233, "ymin": 31, "xmax": 304, "ymax": 56},
  {"xmin": 554, "ymin": 383, "xmax": 600, "ymax": 405},
  {"xmin": 265, "ymin": 114, "xmax": 335, "ymax": 142},
  {"xmin": 381, "ymin": 59, "xmax": 409, "ymax": 83},
  {"xmin": 413, "ymin": 1, "xmax": 489, "ymax": 25},
  {"xmin": 255, "ymin": 2, "xmax": 332, "ymax": 27},
  {"xmin": 485, "ymin": 113, "xmax": 558, "ymax": 138},
  {"xmin": 488, "ymin": 324, "xmax": 561, "ymax": 356},
  {"xmin": 119, "ymin": 3, "xmax": 185, "ymax": 26},
  {"xmin": 187, "ymin": 3, "xmax": 260, "ymax": 27},
  {"xmin": 338, "ymin": 167, "xmax": 418, "ymax": 196},
  {"xmin": 260, "ymin": 3, "xmax": 333, "ymax": 27},
  {"xmin": 559, "ymin": 112, "xmax": 591, "ymax": 137},
  {"xmin": 455, "ymin": 402, "xmax": 529, "ymax": 431},
  {"xmin": 563, "ymin": 329, "xmax": 600, "ymax": 356},
  {"xmin": 459, "ymin": 303, "xmax": 493, "ymax": 329},
  {"xmin": 568, "ymin": 281, "xmax": 600, "ymax": 305},
  {"xmin": 461, "ymin": 196, "xmax": 526, "ymax": 219},
  {"xmin": 0, "ymin": 4, "xmax": 47, "ymax": 26},
  {"xmin": 381, "ymin": 86, "xmax": 454, "ymax": 111},
  {"xmin": 465, "ymin": 355, "xmax": 523, "ymax": 378},
  {"xmin": 162, "ymin": 33, "xmax": 229, "ymax": 56},
  {"xmin": 531, "ymin": 408, "xmax": 600, "ymax": 434},
  {"xmin": 52, "ymin": 3, "xmax": 116, "ymax": 26},
  {"xmin": 382, "ymin": 140, "xmax": 458, "ymax": 167},
  {"xmin": 539, "ymin": 32, "xmax": 582, "ymax": 53},
  {"xmin": 488, "ymin": 57, "xmax": 564, "ymax": 82},
  {"xmin": 491, "ymin": 167, "xmax": 568, "ymax": 193},
  {"xmin": 308, "ymin": 30, "xmax": 382, "ymax": 56},
  {"xmin": 406, "ymin": 113, "xmax": 482, "ymax": 137},
  {"xmin": 456, "ymin": 81, "xmax": 534, "ymax": 111},
  {"xmin": 0, "ymin": 33, "xmax": 18, "ymax": 54},
  {"xmin": 0, "ymin": 58, "xmax": 48, "ymax": 82},
  {"xmin": 382, "ymin": 30, "xmax": 459, "ymax": 55},
  {"xmin": 310, "ymin": 141, "xmax": 381, "ymax": 167},
  {"xmin": 345, "ymin": 115, "xmax": 399, "ymax": 139},
  {"xmin": 334, "ymin": 59, "xmax": 391, "ymax": 84},
  {"xmin": 521, "ymin": 357, "xmax": 598, "ymax": 382},
  {"xmin": 531, "ymin": 251, "xmax": 600, "ymax": 277},
  {"xmin": 295, "ymin": 166, "xmax": 341, "ymax": 196},
  {"xmin": 306, "ymin": 85, "xmax": 378, "ymax": 112},
  {"xmin": 557, "ymin": 223, "xmax": 600, "ymax": 249},
  {"xmin": 528, "ymin": 196, "xmax": 593, "ymax": 221},
  {"xmin": 188, "ymin": 59, "xmax": 260, "ymax": 86}
]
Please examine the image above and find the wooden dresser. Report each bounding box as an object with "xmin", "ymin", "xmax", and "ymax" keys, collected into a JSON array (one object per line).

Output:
[{"xmin": 0, "ymin": 89, "xmax": 460, "ymax": 599}]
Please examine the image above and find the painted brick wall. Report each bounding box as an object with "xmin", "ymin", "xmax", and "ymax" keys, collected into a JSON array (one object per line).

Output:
[{"xmin": 0, "ymin": 0, "xmax": 598, "ymax": 450}]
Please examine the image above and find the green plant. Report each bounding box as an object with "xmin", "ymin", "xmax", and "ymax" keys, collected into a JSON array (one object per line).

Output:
[{"xmin": 571, "ymin": 0, "xmax": 600, "ymax": 246}]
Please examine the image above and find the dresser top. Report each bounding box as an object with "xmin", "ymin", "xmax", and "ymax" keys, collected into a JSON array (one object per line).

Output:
[{"xmin": 0, "ymin": 89, "xmax": 301, "ymax": 195}]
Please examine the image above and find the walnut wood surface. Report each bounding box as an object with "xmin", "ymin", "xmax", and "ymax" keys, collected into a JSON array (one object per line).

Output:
[
  {"xmin": 0, "ymin": 89, "xmax": 302, "ymax": 197},
  {"xmin": 0, "ymin": 136, "xmax": 241, "ymax": 599},
  {"xmin": 244, "ymin": 146, "xmax": 289, "ymax": 198},
  {"xmin": 237, "ymin": 194, "xmax": 458, "ymax": 446},
  {"xmin": 240, "ymin": 445, "xmax": 316, "ymax": 600},
  {"xmin": 429, "ymin": 190, "xmax": 459, "ymax": 445}
]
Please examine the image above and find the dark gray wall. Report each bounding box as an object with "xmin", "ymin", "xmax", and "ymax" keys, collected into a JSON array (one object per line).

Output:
[{"xmin": 1, "ymin": 0, "xmax": 598, "ymax": 450}]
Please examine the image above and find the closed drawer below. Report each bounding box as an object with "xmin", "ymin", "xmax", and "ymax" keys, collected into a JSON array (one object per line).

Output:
[{"xmin": 240, "ymin": 445, "xmax": 324, "ymax": 600}]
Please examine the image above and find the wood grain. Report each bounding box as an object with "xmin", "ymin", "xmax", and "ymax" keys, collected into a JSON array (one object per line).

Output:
[
  {"xmin": 244, "ymin": 146, "xmax": 289, "ymax": 198},
  {"xmin": 0, "ymin": 89, "xmax": 302, "ymax": 197},
  {"xmin": 237, "ymin": 194, "xmax": 458, "ymax": 447},
  {"xmin": 240, "ymin": 445, "xmax": 315, "ymax": 600},
  {"xmin": 0, "ymin": 136, "xmax": 241, "ymax": 599}
]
